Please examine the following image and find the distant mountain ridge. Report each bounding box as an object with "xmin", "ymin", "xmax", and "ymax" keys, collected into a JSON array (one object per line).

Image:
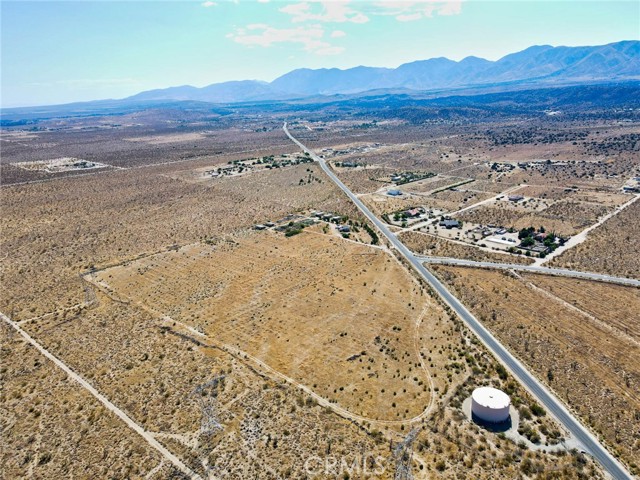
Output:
[{"xmin": 115, "ymin": 40, "xmax": 640, "ymax": 104}]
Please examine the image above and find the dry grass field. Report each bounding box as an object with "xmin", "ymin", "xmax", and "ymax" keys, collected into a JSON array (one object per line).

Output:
[
  {"xmin": 520, "ymin": 274, "xmax": 640, "ymax": 340},
  {"xmin": 422, "ymin": 188, "xmax": 495, "ymax": 213},
  {"xmin": 466, "ymin": 179, "xmax": 519, "ymax": 194},
  {"xmin": 520, "ymin": 185, "xmax": 630, "ymax": 206},
  {"xmin": 398, "ymin": 231, "xmax": 534, "ymax": 264},
  {"xmin": 432, "ymin": 266, "xmax": 640, "ymax": 474},
  {"xmin": 89, "ymin": 231, "xmax": 441, "ymax": 422},
  {"xmin": 360, "ymin": 192, "xmax": 418, "ymax": 217},
  {"xmin": 402, "ymin": 176, "xmax": 473, "ymax": 196},
  {"xmin": 549, "ymin": 199, "xmax": 640, "ymax": 279}
]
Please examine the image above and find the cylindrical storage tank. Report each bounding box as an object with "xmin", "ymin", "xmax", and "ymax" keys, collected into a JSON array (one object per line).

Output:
[{"xmin": 471, "ymin": 387, "xmax": 510, "ymax": 423}]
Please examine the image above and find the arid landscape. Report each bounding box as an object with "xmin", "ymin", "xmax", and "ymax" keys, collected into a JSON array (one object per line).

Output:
[{"xmin": 1, "ymin": 78, "xmax": 639, "ymax": 479}]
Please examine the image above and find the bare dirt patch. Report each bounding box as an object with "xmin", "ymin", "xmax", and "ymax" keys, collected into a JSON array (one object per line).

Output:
[
  {"xmin": 125, "ymin": 132, "xmax": 208, "ymax": 145},
  {"xmin": 12, "ymin": 157, "xmax": 110, "ymax": 173}
]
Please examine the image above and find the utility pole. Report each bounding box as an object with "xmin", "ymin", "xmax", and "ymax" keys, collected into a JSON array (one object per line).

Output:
[
  {"xmin": 394, "ymin": 428, "xmax": 419, "ymax": 480},
  {"xmin": 193, "ymin": 376, "xmax": 225, "ymax": 437}
]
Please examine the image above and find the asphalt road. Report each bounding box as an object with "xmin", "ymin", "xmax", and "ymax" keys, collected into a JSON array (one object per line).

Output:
[
  {"xmin": 284, "ymin": 123, "xmax": 633, "ymax": 480},
  {"xmin": 418, "ymin": 256, "xmax": 640, "ymax": 287}
]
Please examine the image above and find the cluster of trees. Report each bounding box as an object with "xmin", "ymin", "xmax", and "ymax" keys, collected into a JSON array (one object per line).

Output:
[
  {"xmin": 284, "ymin": 220, "xmax": 310, "ymax": 237},
  {"xmin": 517, "ymin": 226, "xmax": 562, "ymax": 251}
]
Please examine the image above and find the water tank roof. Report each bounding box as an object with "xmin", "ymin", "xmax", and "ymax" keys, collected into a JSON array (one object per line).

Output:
[{"xmin": 472, "ymin": 387, "xmax": 510, "ymax": 410}]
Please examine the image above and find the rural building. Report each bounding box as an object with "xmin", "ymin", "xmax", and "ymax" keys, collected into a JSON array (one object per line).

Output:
[
  {"xmin": 471, "ymin": 387, "xmax": 511, "ymax": 423},
  {"xmin": 439, "ymin": 219, "xmax": 460, "ymax": 229},
  {"xmin": 338, "ymin": 225, "xmax": 351, "ymax": 233},
  {"xmin": 254, "ymin": 224, "xmax": 266, "ymax": 230},
  {"xmin": 388, "ymin": 189, "xmax": 403, "ymax": 196},
  {"xmin": 404, "ymin": 208, "xmax": 421, "ymax": 218},
  {"xmin": 508, "ymin": 194, "xmax": 524, "ymax": 202}
]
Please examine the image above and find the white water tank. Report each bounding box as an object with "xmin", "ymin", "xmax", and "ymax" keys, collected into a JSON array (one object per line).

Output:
[{"xmin": 471, "ymin": 387, "xmax": 510, "ymax": 423}]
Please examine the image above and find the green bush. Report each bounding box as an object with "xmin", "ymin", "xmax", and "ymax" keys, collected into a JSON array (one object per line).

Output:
[{"xmin": 530, "ymin": 403, "xmax": 546, "ymax": 417}]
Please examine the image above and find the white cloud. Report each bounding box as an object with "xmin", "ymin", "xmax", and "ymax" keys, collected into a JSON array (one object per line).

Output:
[
  {"xmin": 372, "ymin": 1, "xmax": 463, "ymax": 21},
  {"xmin": 279, "ymin": 1, "xmax": 369, "ymax": 24},
  {"xmin": 201, "ymin": 1, "xmax": 217, "ymax": 7},
  {"xmin": 315, "ymin": 45, "xmax": 346, "ymax": 55},
  {"xmin": 437, "ymin": 1, "xmax": 463, "ymax": 16},
  {"xmin": 228, "ymin": 24, "xmax": 344, "ymax": 55},
  {"xmin": 330, "ymin": 29, "xmax": 347, "ymax": 38},
  {"xmin": 396, "ymin": 12, "xmax": 422, "ymax": 21}
]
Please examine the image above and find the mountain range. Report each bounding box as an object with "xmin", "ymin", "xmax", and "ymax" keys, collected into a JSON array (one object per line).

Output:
[{"xmin": 128, "ymin": 40, "xmax": 640, "ymax": 104}]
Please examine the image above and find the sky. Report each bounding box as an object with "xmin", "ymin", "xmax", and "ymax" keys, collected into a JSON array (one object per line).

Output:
[{"xmin": 1, "ymin": 0, "xmax": 639, "ymax": 107}]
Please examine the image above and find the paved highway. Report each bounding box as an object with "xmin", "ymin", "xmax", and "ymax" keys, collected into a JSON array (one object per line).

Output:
[
  {"xmin": 418, "ymin": 256, "xmax": 640, "ymax": 287},
  {"xmin": 284, "ymin": 123, "xmax": 633, "ymax": 480}
]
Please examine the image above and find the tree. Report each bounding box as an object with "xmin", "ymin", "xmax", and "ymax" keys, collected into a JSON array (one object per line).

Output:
[
  {"xmin": 521, "ymin": 237, "xmax": 535, "ymax": 247},
  {"xmin": 518, "ymin": 227, "xmax": 534, "ymax": 239},
  {"xmin": 544, "ymin": 233, "xmax": 556, "ymax": 247}
]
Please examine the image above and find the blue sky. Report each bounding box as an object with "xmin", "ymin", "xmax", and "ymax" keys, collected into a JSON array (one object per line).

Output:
[{"xmin": 1, "ymin": 0, "xmax": 638, "ymax": 107}]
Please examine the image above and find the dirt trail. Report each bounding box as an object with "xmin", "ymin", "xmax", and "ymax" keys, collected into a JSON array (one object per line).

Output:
[{"xmin": 0, "ymin": 311, "xmax": 204, "ymax": 480}]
